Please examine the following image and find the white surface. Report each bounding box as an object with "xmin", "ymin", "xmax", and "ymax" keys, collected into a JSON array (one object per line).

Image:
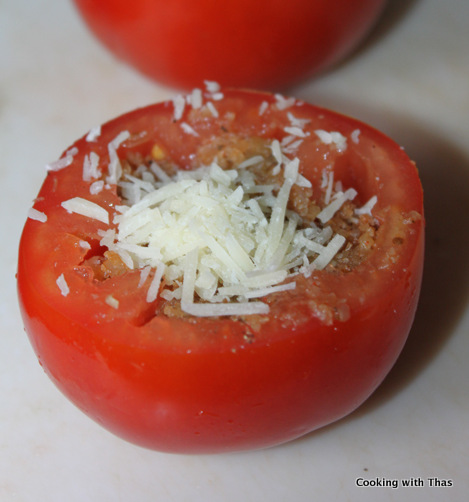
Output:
[{"xmin": 1, "ymin": 0, "xmax": 468, "ymax": 501}]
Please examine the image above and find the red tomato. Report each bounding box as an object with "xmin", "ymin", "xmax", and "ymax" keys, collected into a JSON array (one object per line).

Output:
[
  {"xmin": 72, "ymin": 0, "xmax": 387, "ymax": 90},
  {"xmin": 17, "ymin": 88, "xmax": 424, "ymax": 453}
]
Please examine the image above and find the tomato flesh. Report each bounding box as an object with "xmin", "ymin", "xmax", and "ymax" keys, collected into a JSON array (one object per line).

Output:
[
  {"xmin": 17, "ymin": 89, "xmax": 424, "ymax": 453},
  {"xmin": 72, "ymin": 0, "xmax": 388, "ymax": 90}
]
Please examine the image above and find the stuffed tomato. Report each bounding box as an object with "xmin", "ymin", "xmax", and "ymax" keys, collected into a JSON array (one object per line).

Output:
[{"xmin": 17, "ymin": 86, "xmax": 424, "ymax": 453}]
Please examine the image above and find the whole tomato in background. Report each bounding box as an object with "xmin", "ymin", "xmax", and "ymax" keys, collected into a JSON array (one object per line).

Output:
[{"xmin": 72, "ymin": 0, "xmax": 387, "ymax": 90}]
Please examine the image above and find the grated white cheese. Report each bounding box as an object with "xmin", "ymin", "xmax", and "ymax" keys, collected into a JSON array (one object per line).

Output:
[
  {"xmin": 205, "ymin": 101, "xmax": 219, "ymax": 117},
  {"xmin": 56, "ymin": 273, "xmax": 70, "ymax": 296},
  {"xmin": 150, "ymin": 162, "xmax": 172, "ymax": 183},
  {"xmin": 270, "ymin": 139, "xmax": 284, "ymax": 168},
  {"xmin": 243, "ymin": 281, "xmax": 296, "ymax": 299},
  {"xmin": 188, "ymin": 88, "xmax": 202, "ymax": 109},
  {"xmin": 316, "ymin": 188, "xmax": 357, "ymax": 224},
  {"xmin": 284, "ymin": 126, "xmax": 309, "ymax": 138},
  {"xmin": 180, "ymin": 122, "xmax": 199, "ymax": 136},
  {"xmin": 181, "ymin": 300, "xmax": 270, "ymax": 317},
  {"xmin": 355, "ymin": 195, "xmax": 378, "ymax": 216},
  {"xmin": 263, "ymin": 158, "xmax": 299, "ymax": 262},
  {"xmin": 99, "ymin": 143, "xmax": 354, "ymax": 317},
  {"xmin": 204, "ymin": 80, "xmax": 221, "ymax": 93},
  {"xmin": 86, "ymin": 125, "xmax": 101, "ymax": 142},
  {"xmin": 351, "ymin": 128, "xmax": 361, "ymax": 144},
  {"xmin": 46, "ymin": 147, "xmax": 78, "ymax": 172},
  {"xmin": 259, "ymin": 101, "xmax": 269, "ymax": 115},
  {"xmin": 287, "ymin": 112, "xmax": 311, "ymax": 129},
  {"xmin": 281, "ymin": 134, "xmax": 305, "ymax": 156},
  {"xmin": 83, "ymin": 152, "xmax": 101, "ymax": 181},
  {"xmin": 89, "ymin": 180, "xmax": 105, "ymax": 195},
  {"xmin": 275, "ymin": 94, "xmax": 296, "ymax": 110},
  {"xmin": 282, "ymin": 138, "xmax": 303, "ymax": 155},
  {"xmin": 138, "ymin": 265, "xmax": 152, "ymax": 288},
  {"xmin": 172, "ymin": 94, "xmax": 186, "ymax": 121},
  {"xmin": 295, "ymin": 173, "xmax": 312, "ymax": 188},
  {"xmin": 146, "ymin": 263, "xmax": 165, "ymax": 302},
  {"xmin": 107, "ymin": 131, "xmax": 130, "ymax": 185},
  {"xmin": 311, "ymin": 233, "xmax": 346, "ymax": 270},
  {"xmin": 61, "ymin": 197, "xmax": 109, "ymax": 224},
  {"xmin": 238, "ymin": 155, "xmax": 264, "ymax": 169},
  {"xmin": 65, "ymin": 92, "xmax": 377, "ymax": 318},
  {"xmin": 105, "ymin": 295, "xmax": 119, "ymax": 309},
  {"xmin": 79, "ymin": 240, "xmax": 91, "ymax": 250},
  {"xmin": 28, "ymin": 207, "xmax": 47, "ymax": 222},
  {"xmin": 204, "ymin": 81, "xmax": 224, "ymax": 102},
  {"xmin": 315, "ymin": 130, "xmax": 347, "ymax": 152},
  {"xmin": 323, "ymin": 169, "xmax": 334, "ymax": 205}
]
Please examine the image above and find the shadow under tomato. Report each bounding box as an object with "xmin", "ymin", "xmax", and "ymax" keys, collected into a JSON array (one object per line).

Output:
[
  {"xmin": 284, "ymin": 0, "xmax": 421, "ymax": 92},
  {"xmin": 350, "ymin": 0, "xmax": 421, "ymax": 60}
]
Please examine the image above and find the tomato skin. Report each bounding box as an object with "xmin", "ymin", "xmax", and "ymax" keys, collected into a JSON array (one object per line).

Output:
[
  {"xmin": 72, "ymin": 0, "xmax": 387, "ymax": 90},
  {"xmin": 18, "ymin": 260, "xmax": 422, "ymax": 453},
  {"xmin": 17, "ymin": 89, "xmax": 424, "ymax": 453}
]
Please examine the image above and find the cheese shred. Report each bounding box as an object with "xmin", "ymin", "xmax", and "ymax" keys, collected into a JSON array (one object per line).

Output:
[{"xmin": 61, "ymin": 197, "xmax": 109, "ymax": 224}]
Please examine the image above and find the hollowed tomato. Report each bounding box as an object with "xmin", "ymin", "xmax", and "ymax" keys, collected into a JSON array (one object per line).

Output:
[
  {"xmin": 17, "ymin": 88, "xmax": 424, "ymax": 453},
  {"xmin": 72, "ymin": 0, "xmax": 388, "ymax": 90}
]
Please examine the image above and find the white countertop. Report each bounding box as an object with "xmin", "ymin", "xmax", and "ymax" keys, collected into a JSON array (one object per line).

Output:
[{"xmin": 1, "ymin": 1, "xmax": 468, "ymax": 501}]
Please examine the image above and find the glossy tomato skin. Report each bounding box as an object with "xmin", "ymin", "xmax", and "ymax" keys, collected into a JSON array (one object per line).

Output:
[
  {"xmin": 72, "ymin": 0, "xmax": 387, "ymax": 90},
  {"xmin": 17, "ymin": 89, "xmax": 424, "ymax": 453}
]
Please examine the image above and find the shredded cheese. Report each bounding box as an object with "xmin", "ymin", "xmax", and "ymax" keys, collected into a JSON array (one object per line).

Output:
[
  {"xmin": 287, "ymin": 112, "xmax": 311, "ymax": 129},
  {"xmin": 204, "ymin": 80, "xmax": 221, "ymax": 93},
  {"xmin": 89, "ymin": 180, "xmax": 105, "ymax": 195},
  {"xmin": 83, "ymin": 152, "xmax": 101, "ymax": 181},
  {"xmin": 79, "ymin": 240, "xmax": 91, "ymax": 250},
  {"xmin": 107, "ymin": 131, "xmax": 130, "ymax": 185},
  {"xmin": 188, "ymin": 88, "xmax": 202, "ymax": 109},
  {"xmin": 284, "ymin": 126, "xmax": 309, "ymax": 138},
  {"xmin": 316, "ymin": 188, "xmax": 357, "ymax": 224},
  {"xmin": 61, "ymin": 197, "xmax": 109, "ymax": 224},
  {"xmin": 97, "ymin": 141, "xmax": 362, "ymax": 316},
  {"xmin": 351, "ymin": 128, "xmax": 361, "ymax": 144},
  {"xmin": 28, "ymin": 208, "xmax": 47, "ymax": 222},
  {"xmin": 56, "ymin": 274, "xmax": 70, "ymax": 297},
  {"xmin": 146, "ymin": 263, "xmax": 165, "ymax": 303},
  {"xmin": 180, "ymin": 122, "xmax": 199, "ymax": 136},
  {"xmin": 355, "ymin": 195, "xmax": 378, "ymax": 216},
  {"xmin": 172, "ymin": 94, "xmax": 186, "ymax": 121},
  {"xmin": 105, "ymin": 295, "xmax": 119, "ymax": 309},
  {"xmin": 205, "ymin": 101, "xmax": 219, "ymax": 117},
  {"xmin": 275, "ymin": 94, "xmax": 296, "ymax": 110},
  {"xmin": 86, "ymin": 125, "xmax": 101, "ymax": 142},
  {"xmin": 46, "ymin": 147, "xmax": 78, "ymax": 172},
  {"xmin": 315, "ymin": 130, "xmax": 347, "ymax": 152},
  {"xmin": 259, "ymin": 101, "xmax": 269, "ymax": 115}
]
